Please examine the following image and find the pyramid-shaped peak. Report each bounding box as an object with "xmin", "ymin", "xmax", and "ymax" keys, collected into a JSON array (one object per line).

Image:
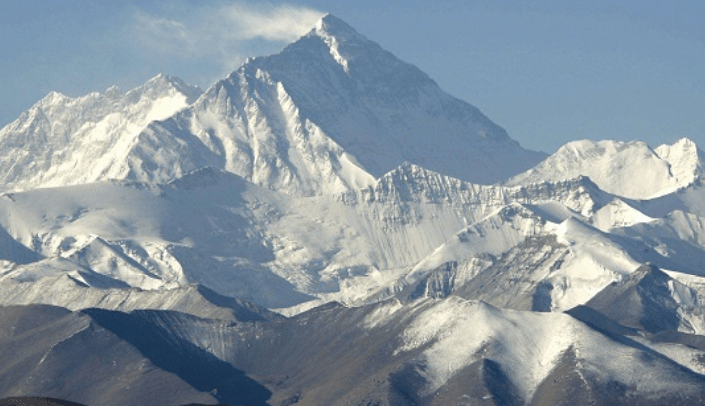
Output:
[
  {"xmin": 38, "ymin": 90, "xmax": 71, "ymax": 106},
  {"xmin": 141, "ymin": 73, "xmax": 196, "ymax": 92},
  {"xmin": 313, "ymin": 14, "xmax": 366, "ymax": 40},
  {"xmin": 597, "ymin": 263, "xmax": 674, "ymax": 299},
  {"xmin": 192, "ymin": 11, "xmax": 544, "ymax": 188},
  {"xmin": 104, "ymin": 85, "xmax": 123, "ymax": 100},
  {"xmin": 304, "ymin": 14, "xmax": 379, "ymax": 74},
  {"xmin": 126, "ymin": 73, "xmax": 202, "ymax": 103},
  {"xmin": 629, "ymin": 263, "xmax": 669, "ymax": 281},
  {"xmin": 582, "ymin": 262, "xmax": 696, "ymax": 334},
  {"xmin": 672, "ymin": 137, "xmax": 698, "ymax": 148}
]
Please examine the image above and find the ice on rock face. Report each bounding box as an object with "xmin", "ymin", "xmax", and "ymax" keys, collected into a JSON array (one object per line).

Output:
[
  {"xmin": 0, "ymin": 74, "xmax": 203, "ymax": 192},
  {"xmin": 312, "ymin": 14, "xmax": 366, "ymax": 74},
  {"xmin": 507, "ymin": 138, "xmax": 705, "ymax": 199},
  {"xmin": 654, "ymin": 138, "xmax": 705, "ymax": 185}
]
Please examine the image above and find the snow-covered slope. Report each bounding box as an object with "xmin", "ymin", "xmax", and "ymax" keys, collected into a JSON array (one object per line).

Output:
[
  {"xmin": 2, "ymin": 164, "xmax": 704, "ymax": 316},
  {"xmin": 376, "ymin": 297, "xmax": 705, "ymax": 403},
  {"xmin": 3, "ymin": 13, "xmax": 705, "ymax": 406},
  {"xmin": 9, "ymin": 293, "xmax": 705, "ymax": 406},
  {"xmin": 0, "ymin": 263, "xmax": 280, "ymax": 322},
  {"xmin": 0, "ymin": 166, "xmax": 617, "ymax": 310},
  {"xmin": 0, "ymin": 75, "xmax": 202, "ymax": 192},
  {"xmin": 175, "ymin": 14, "xmax": 545, "ymax": 194},
  {"xmin": 506, "ymin": 138, "xmax": 705, "ymax": 199},
  {"xmin": 0, "ymin": 15, "xmax": 544, "ymax": 196},
  {"xmin": 2, "ymin": 17, "xmax": 704, "ymax": 316},
  {"xmin": 369, "ymin": 181, "xmax": 705, "ymax": 315}
]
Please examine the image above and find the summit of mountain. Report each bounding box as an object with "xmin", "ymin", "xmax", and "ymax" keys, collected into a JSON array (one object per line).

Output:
[
  {"xmin": 0, "ymin": 15, "xmax": 545, "ymax": 196},
  {"xmin": 506, "ymin": 138, "xmax": 705, "ymax": 199},
  {"xmin": 5, "ymin": 13, "xmax": 705, "ymax": 406},
  {"xmin": 0, "ymin": 74, "xmax": 202, "ymax": 192},
  {"xmin": 133, "ymin": 14, "xmax": 546, "ymax": 195}
]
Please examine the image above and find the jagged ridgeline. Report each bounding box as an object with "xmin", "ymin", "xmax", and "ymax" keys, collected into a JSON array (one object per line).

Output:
[
  {"xmin": 0, "ymin": 15, "xmax": 544, "ymax": 195},
  {"xmin": 2, "ymin": 13, "xmax": 705, "ymax": 406}
]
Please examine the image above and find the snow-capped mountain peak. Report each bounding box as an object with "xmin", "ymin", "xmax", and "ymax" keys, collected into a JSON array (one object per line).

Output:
[
  {"xmin": 182, "ymin": 15, "xmax": 544, "ymax": 191},
  {"xmin": 0, "ymin": 74, "xmax": 203, "ymax": 192},
  {"xmin": 6, "ymin": 13, "xmax": 705, "ymax": 406},
  {"xmin": 0, "ymin": 16, "xmax": 545, "ymax": 195},
  {"xmin": 37, "ymin": 90, "xmax": 72, "ymax": 107},
  {"xmin": 313, "ymin": 14, "xmax": 361, "ymax": 39},
  {"xmin": 654, "ymin": 137, "xmax": 705, "ymax": 185},
  {"xmin": 310, "ymin": 14, "xmax": 371, "ymax": 74},
  {"xmin": 507, "ymin": 138, "xmax": 705, "ymax": 199},
  {"xmin": 126, "ymin": 73, "xmax": 202, "ymax": 104}
]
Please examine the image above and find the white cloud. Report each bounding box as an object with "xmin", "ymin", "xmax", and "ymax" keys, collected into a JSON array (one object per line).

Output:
[
  {"xmin": 223, "ymin": 3, "xmax": 325, "ymax": 42},
  {"xmin": 133, "ymin": 13, "xmax": 195, "ymax": 54},
  {"xmin": 129, "ymin": 1, "xmax": 325, "ymax": 85},
  {"xmin": 132, "ymin": 2, "xmax": 324, "ymax": 59}
]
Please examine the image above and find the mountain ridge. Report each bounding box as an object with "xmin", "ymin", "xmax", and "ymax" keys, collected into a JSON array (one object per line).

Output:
[
  {"xmin": 506, "ymin": 138, "xmax": 705, "ymax": 199},
  {"xmin": 0, "ymin": 74, "xmax": 202, "ymax": 192},
  {"xmin": 3, "ymin": 13, "xmax": 705, "ymax": 406},
  {"xmin": 0, "ymin": 14, "xmax": 546, "ymax": 196}
]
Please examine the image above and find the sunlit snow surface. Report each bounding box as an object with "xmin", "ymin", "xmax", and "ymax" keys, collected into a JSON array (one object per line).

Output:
[
  {"xmin": 2, "ymin": 16, "xmax": 704, "ymax": 316},
  {"xmin": 2, "ymin": 159, "xmax": 705, "ymax": 317},
  {"xmin": 3, "ymin": 14, "xmax": 705, "ymax": 406},
  {"xmin": 506, "ymin": 138, "xmax": 705, "ymax": 199},
  {"xmin": 0, "ymin": 75, "xmax": 202, "ymax": 192}
]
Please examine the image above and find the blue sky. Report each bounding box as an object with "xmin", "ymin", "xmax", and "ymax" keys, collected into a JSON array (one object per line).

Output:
[{"xmin": 2, "ymin": 0, "xmax": 703, "ymax": 153}]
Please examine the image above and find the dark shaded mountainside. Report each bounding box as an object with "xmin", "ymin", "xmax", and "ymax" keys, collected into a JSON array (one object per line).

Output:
[
  {"xmin": 0, "ymin": 398, "xmax": 228, "ymax": 406},
  {"xmin": 0, "ymin": 397, "xmax": 86, "ymax": 406},
  {"xmin": 3, "ymin": 264, "xmax": 705, "ymax": 406}
]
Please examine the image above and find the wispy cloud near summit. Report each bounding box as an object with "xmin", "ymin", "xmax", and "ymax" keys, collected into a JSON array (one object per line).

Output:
[
  {"xmin": 132, "ymin": 1, "xmax": 324, "ymax": 81},
  {"xmin": 223, "ymin": 3, "xmax": 325, "ymax": 41}
]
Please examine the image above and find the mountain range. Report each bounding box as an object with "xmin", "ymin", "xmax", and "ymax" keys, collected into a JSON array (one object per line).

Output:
[{"xmin": 2, "ymin": 13, "xmax": 705, "ymax": 406}]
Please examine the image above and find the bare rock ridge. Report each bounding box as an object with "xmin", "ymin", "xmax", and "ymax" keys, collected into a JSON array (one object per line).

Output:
[{"xmin": 3, "ymin": 300, "xmax": 705, "ymax": 406}]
